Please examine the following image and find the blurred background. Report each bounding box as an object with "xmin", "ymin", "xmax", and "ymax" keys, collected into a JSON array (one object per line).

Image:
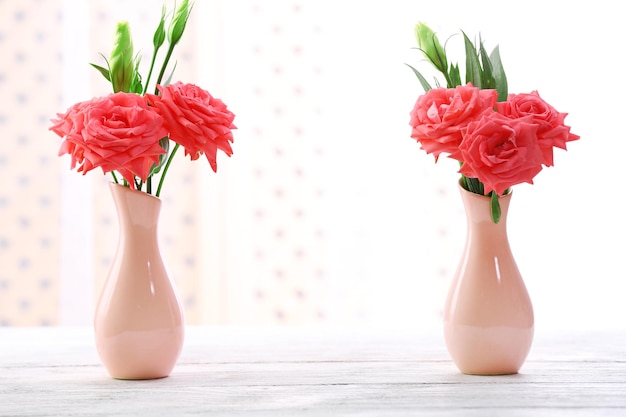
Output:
[{"xmin": 0, "ymin": 0, "xmax": 623, "ymax": 331}]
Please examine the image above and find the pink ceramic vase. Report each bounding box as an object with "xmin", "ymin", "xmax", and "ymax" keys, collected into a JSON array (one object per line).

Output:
[
  {"xmin": 443, "ymin": 184, "xmax": 534, "ymax": 375},
  {"xmin": 94, "ymin": 183, "xmax": 185, "ymax": 380}
]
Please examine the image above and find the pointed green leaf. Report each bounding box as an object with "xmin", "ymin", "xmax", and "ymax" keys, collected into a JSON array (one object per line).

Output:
[
  {"xmin": 158, "ymin": 136, "xmax": 170, "ymax": 166},
  {"xmin": 462, "ymin": 32, "xmax": 482, "ymax": 88},
  {"xmin": 463, "ymin": 176, "xmax": 484, "ymax": 195},
  {"xmin": 478, "ymin": 37, "xmax": 495, "ymax": 89},
  {"xmin": 162, "ymin": 61, "xmax": 178, "ymax": 87},
  {"xmin": 405, "ymin": 63, "xmax": 432, "ymax": 92},
  {"xmin": 131, "ymin": 71, "xmax": 143, "ymax": 94},
  {"xmin": 130, "ymin": 55, "xmax": 143, "ymax": 94},
  {"xmin": 490, "ymin": 45, "xmax": 508, "ymax": 102},
  {"xmin": 490, "ymin": 192, "xmax": 501, "ymax": 224},
  {"xmin": 149, "ymin": 137, "xmax": 171, "ymax": 176},
  {"xmin": 89, "ymin": 63, "xmax": 110, "ymax": 81},
  {"xmin": 449, "ymin": 63, "xmax": 461, "ymax": 87}
]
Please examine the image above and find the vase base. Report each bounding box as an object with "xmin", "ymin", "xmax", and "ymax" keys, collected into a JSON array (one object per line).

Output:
[
  {"xmin": 460, "ymin": 370, "xmax": 519, "ymax": 376},
  {"xmin": 111, "ymin": 374, "xmax": 170, "ymax": 381},
  {"xmin": 444, "ymin": 323, "xmax": 533, "ymax": 376}
]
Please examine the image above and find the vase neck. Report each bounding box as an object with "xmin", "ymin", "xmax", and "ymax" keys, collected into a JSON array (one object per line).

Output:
[
  {"xmin": 458, "ymin": 187, "xmax": 515, "ymax": 261},
  {"xmin": 109, "ymin": 183, "xmax": 162, "ymax": 233},
  {"xmin": 459, "ymin": 188, "xmax": 511, "ymax": 228}
]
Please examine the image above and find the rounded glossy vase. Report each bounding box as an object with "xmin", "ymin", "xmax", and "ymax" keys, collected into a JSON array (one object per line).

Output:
[
  {"xmin": 443, "ymin": 184, "xmax": 533, "ymax": 375},
  {"xmin": 94, "ymin": 183, "xmax": 185, "ymax": 380}
]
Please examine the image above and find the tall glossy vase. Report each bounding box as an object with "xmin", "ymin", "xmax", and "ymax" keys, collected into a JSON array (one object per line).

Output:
[
  {"xmin": 443, "ymin": 184, "xmax": 534, "ymax": 375},
  {"xmin": 94, "ymin": 183, "xmax": 185, "ymax": 380}
]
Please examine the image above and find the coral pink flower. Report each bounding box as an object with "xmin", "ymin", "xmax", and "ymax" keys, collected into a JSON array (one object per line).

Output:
[
  {"xmin": 457, "ymin": 113, "xmax": 544, "ymax": 196},
  {"xmin": 495, "ymin": 91, "xmax": 580, "ymax": 166},
  {"xmin": 409, "ymin": 84, "xmax": 498, "ymax": 160},
  {"xmin": 50, "ymin": 92, "xmax": 167, "ymax": 188},
  {"xmin": 147, "ymin": 82, "xmax": 236, "ymax": 172}
]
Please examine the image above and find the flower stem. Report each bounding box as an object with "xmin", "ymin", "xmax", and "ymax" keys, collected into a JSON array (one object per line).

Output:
[
  {"xmin": 142, "ymin": 50, "xmax": 159, "ymax": 96},
  {"xmin": 154, "ymin": 44, "xmax": 175, "ymax": 94},
  {"xmin": 156, "ymin": 143, "xmax": 180, "ymax": 197},
  {"xmin": 111, "ymin": 171, "xmax": 119, "ymax": 184}
]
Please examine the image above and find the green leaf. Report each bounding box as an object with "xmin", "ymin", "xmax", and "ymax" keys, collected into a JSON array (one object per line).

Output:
[
  {"xmin": 149, "ymin": 137, "xmax": 171, "ymax": 176},
  {"xmin": 490, "ymin": 46, "xmax": 508, "ymax": 102},
  {"xmin": 89, "ymin": 63, "xmax": 110, "ymax": 81},
  {"xmin": 156, "ymin": 143, "xmax": 181, "ymax": 197},
  {"xmin": 490, "ymin": 192, "xmax": 501, "ymax": 224},
  {"xmin": 460, "ymin": 175, "xmax": 468, "ymax": 191},
  {"xmin": 449, "ymin": 63, "xmax": 461, "ymax": 87},
  {"xmin": 405, "ymin": 63, "xmax": 432, "ymax": 92},
  {"xmin": 131, "ymin": 72, "xmax": 143, "ymax": 94},
  {"xmin": 462, "ymin": 175, "xmax": 484, "ymax": 195},
  {"xmin": 157, "ymin": 137, "xmax": 170, "ymax": 167},
  {"xmin": 478, "ymin": 37, "xmax": 495, "ymax": 89},
  {"xmin": 462, "ymin": 32, "xmax": 482, "ymax": 88},
  {"xmin": 130, "ymin": 56, "xmax": 143, "ymax": 94},
  {"xmin": 162, "ymin": 61, "xmax": 178, "ymax": 87}
]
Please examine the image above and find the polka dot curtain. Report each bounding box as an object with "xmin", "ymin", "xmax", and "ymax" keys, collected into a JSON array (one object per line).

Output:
[
  {"xmin": 1, "ymin": 0, "xmax": 448, "ymax": 327},
  {"xmin": 0, "ymin": 0, "xmax": 63, "ymax": 326},
  {"xmin": 3, "ymin": 0, "xmax": 615, "ymax": 330}
]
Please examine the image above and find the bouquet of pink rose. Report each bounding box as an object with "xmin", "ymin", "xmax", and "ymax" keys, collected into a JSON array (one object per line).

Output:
[
  {"xmin": 49, "ymin": 0, "xmax": 236, "ymax": 196},
  {"xmin": 408, "ymin": 23, "xmax": 578, "ymax": 222}
]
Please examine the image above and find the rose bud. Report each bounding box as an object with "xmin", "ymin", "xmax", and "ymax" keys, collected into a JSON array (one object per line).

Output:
[
  {"xmin": 109, "ymin": 21, "xmax": 135, "ymax": 93},
  {"xmin": 414, "ymin": 22, "xmax": 448, "ymax": 75}
]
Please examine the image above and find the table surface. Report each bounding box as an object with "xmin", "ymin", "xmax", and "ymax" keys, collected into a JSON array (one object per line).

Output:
[{"xmin": 1, "ymin": 326, "xmax": 625, "ymax": 416}]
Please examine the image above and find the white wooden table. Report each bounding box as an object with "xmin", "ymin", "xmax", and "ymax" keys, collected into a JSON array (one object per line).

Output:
[{"xmin": 1, "ymin": 326, "xmax": 625, "ymax": 416}]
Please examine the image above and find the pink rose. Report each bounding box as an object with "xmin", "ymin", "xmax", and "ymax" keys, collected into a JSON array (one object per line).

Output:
[
  {"xmin": 147, "ymin": 82, "xmax": 236, "ymax": 172},
  {"xmin": 495, "ymin": 91, "xmax": 580, "ymax": 166},
  {"xmin": 50, "ymin": 92, "xmax": 167, "ymax": 188},
  {"xmin": 457, "ymin": 113, "xmax": 544, "ymax": 196},
  {"xmin": 50, "ymin": 100, "xmax": 87, "ymax": 140},
  {"xmin": 409, "ymin": 84, "xmax": 498, "ymax": 160}
]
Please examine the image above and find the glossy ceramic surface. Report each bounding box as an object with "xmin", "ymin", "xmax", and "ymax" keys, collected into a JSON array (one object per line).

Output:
[
  {"xmin": 443, "ymin": 185, "xmax": 534, "ymax": 375},
  {"xmin": 94, "ymin": 183, "xmax": 185, "ymax": 379}
]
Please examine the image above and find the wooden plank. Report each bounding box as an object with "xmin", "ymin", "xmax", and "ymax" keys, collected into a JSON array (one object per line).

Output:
[
  {"xmin": 1, "ymin": 327, "xmax": 625, "ymax": 416},
  {"xmin": 2, "ymin": 365, "xmax": 625, "ymax": 416}
]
